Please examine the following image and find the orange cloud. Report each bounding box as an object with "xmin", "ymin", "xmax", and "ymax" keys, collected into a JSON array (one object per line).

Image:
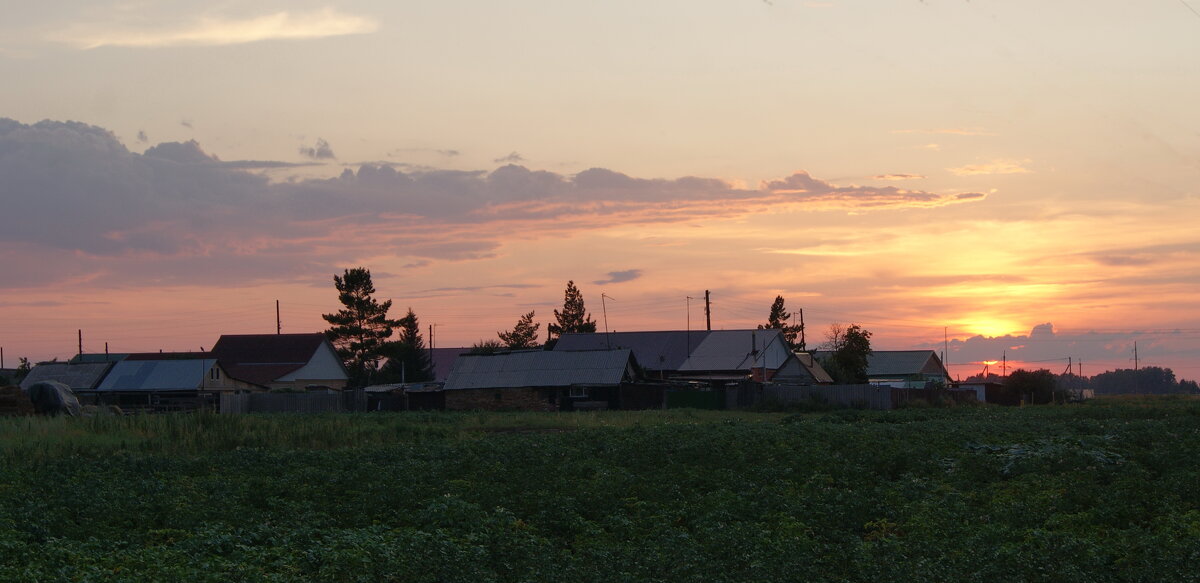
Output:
[{"xmin": 948, "ymin": 159, "xmax": 1032, "ymax": 176}]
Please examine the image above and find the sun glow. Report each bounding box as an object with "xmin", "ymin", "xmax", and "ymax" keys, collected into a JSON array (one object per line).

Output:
[{"xmin": 961, "ymin": 317, "xmax": 1023, "ymax": 338}]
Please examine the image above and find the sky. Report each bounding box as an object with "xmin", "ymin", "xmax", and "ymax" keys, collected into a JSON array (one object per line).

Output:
[{"xmin": 2, "ymin": 0, "xmax": 1199, "ymax": 380}]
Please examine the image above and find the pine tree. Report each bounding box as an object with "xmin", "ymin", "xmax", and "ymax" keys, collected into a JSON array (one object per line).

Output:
[
  {"xmin": 498, "ymin": 311, "xmax": 541, "ymax": 349},
  {"xmin": 547, "ymin": 281, "xmax": 597, "ymax": 342},
  {"xmin": 322, "ymin": 267, "xmax": 400, "ymax": 385},
  {"xmin": 758, "ymin": 295, "xmax": 804, "ymax": 351},
  {"xmin": 379, "ymin": 308, "xmax": 433, "ymax": 383}
]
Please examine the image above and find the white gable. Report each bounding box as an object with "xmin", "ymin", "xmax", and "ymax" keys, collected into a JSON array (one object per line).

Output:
[{"xmin": 276, "ymin": 341, "xmax": 347, "ymax": 382}]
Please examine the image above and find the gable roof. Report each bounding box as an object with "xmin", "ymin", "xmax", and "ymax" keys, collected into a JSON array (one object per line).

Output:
[
  {"xmin": 430, "ymin": 347, "xmax": 470, "ymax": 382},
  {"xmin": 211, "ymin": 333, "xmax": 343, "ymax": 387},
  {"xmin": 444, "ymin": 349, "xmax": 634, "ymax": 391},
  {"xmin": 812, "ymin": 349, "xmax": 949, "ymax": 379},
  {"xmin": 96, "ymin": 353, "xmax": 217, "ymax": 391},
  {"xmin": 554, "ymin": 329, "xmax": 787, "ymax": 373},
  {"xmin": 865, "ymin": 350, "xmax": 949, "ymax": 378}
]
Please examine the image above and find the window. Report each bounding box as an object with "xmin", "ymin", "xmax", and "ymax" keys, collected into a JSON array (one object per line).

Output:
[
  {"xmin": 209, "ymin": 367, "xmax": 220, "ymax": 381},
  {"xmin": 569, "ymin": 386, "xmax": 587, "ymax": 398}
]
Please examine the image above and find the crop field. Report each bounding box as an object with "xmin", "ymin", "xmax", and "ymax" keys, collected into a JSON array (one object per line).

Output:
[{"xmin": 2, "ymin": 398, "xmax": 1199, "ymax": 582}]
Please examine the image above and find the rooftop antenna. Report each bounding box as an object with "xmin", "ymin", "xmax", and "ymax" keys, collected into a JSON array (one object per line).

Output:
[{"xmin": 601, "ymin": 293, "xmax": 614, "ymax": 349}]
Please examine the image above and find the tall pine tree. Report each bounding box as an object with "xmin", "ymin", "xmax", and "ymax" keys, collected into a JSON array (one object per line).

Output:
[
  {"xmin": 758, "ymin": 295, "xmax": 804, "ymax": 351},
  {"xmin": 322, "ymin": 267, "xmax": 400, "ymax": 386},
  {"xmin": 379, "ymin": 308, "xmax": 433, "ymax": 383},
  {"xmin": 498, "ymin": 311, "xmax": 541, "ymax": 349},
  {"xmin": 547, "ymin": 280, "xmax": 596, "ymax": 345}
]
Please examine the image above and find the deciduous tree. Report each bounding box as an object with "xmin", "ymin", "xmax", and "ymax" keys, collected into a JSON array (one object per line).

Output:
[
  {"xmin": 819, "ymin": 323, "xmax": 872, "ymax": 384},
  {"xmin": 322, "ymin": 267, "xmax": 400, "ymax": 385}
]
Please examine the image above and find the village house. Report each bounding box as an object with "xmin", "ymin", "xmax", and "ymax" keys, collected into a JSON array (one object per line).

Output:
[
  {"xmin": 211, "ymin": 333, "xmax": 349, "ymax": 391},
  {"xmin": 91, "ymin": 352, "xmax": 253, "ymax": 410},
  {"xmin": 443, "ymin": 349, "xmax": 641, "ymax": 411}
]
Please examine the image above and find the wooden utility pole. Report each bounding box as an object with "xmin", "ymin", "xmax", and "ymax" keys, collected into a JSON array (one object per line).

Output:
[
  {"xmin": 798, "ymin": 308, "xmax": 807, "ymax": 352},
  {"xmin": 276, "ymin": 300, "xmax": 282, "ymax": 334},
  {"xmin": 78, "ymin": 329, "xmax": 83, "ymax": 357},
  {"xmin": 704, "ymin": 290, "xmax": 711, "ymax": 331}
]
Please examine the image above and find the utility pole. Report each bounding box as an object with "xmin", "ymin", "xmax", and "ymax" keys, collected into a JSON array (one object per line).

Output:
[
  {"xmin": 1134, "ymin": 342, "xmax": 1139, "ymax": 370},
  {"xmin": 601, "ymin": 294, "xmax": 614, "ymax": 349},
  {"xmin": 1002, "ymin": 350, "xmax": 1007, "ymax": 378},
  {"xmin": 1, "ymin": 347, "xmax": 4, "ymax": 369},
  {"xmin": 276, "ymin": 300, "xmax": 281, "ymax": 334},
  {"xmin": 798, "ymin": 308, "xmax": 806, "ymax": 352},
  {"xmin": 428, "ymin": 324, "xmax": 434, "ymax": 365},
  {"xmin": 78, "ymin": 329, "xmax": 83, "ymax": 357},
  {"xmin": 704, "ymin": 290, "xmax": 711, "ymax": 331}
]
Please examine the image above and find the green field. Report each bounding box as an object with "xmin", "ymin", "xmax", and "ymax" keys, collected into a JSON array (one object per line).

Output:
[{"xmin": 2, "ymin": 399, "xmax": 1199, "ymax": 582}]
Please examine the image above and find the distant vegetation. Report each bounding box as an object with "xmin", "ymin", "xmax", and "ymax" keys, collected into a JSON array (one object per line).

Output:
[
  {"xmin": 2, "ymin": 399, "xmax": 1199, "ymax": 580},
  {"xmin": 970, "ymin": 365, "xmax": 1199, "ymax": 399}
]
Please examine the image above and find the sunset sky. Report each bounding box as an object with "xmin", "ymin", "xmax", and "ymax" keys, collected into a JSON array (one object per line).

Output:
[{"xmin": 2, "ymin": 1, "xmax": 1199, "ymax": 380}]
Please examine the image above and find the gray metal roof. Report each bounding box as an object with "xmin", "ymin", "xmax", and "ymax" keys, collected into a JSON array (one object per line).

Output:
[
  {"xmin": 679, "ymin": 329, "xmax": 784, "ymax": 372},
  {"xmin": 555, "ymin": 329, "xmax": 786, "ymax": 374},
  {"xmin": 96, "ymin": 358, "xmax": 216, "ymax": 391},
  {"xmin": 555, "ymin": 331, "xmax": 700, "ymax": 371},
  {"xmin": 444, "ymin": 349, "xmax": 633, "ymax": 391},
  {"xmin": 812, "ymin": 350, "xmax": 948, "ymax": 378},
  {"xmin": 20, "ymin": 362, "xmax": 114, "ymax": 391}
]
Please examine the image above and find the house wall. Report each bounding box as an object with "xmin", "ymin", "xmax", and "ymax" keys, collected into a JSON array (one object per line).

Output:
[
  {"xmin": 200, "ymin": 364, "xmax": 259, "ymax": 392},
  {"xmin": 444, "ymin": 387, "xmax": 557, "ymax": 411}
]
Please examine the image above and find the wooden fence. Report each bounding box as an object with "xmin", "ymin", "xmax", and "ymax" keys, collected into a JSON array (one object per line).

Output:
[
  {"xmin": 763, "ymin": 384, "xmax": 895, "ymax": 410},
  {"xmin": 221, "ymin": 390, "xmax": 366, "ymax": 414}
]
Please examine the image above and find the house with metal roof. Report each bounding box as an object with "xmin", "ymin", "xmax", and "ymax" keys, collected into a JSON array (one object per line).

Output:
[
  {"xmin": 443, "ymin": 349, "xmax": 639, "ymax": 411},
  {"xmin": 20, "ymin": 361, "xmax": 117, "ymax": 393},
  {"xmin": 813, "ymin": 349, "xmax": 950, "ymax": 388},
  {"xmin": 90, "ymin": 352, "xmax": 254, "ymax": 410},
  {"xmin": 211, "ymin": 333, "xmax": 349, "ymax": 391},
  {"xmin": 553, "ymin": 329, "xmax": 804, "ymax": 381}
]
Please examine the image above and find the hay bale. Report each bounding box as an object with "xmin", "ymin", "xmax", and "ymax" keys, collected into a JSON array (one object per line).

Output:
[{"xmin": 0, "ymin": 385, "xmax": 35, "ymax": 416}]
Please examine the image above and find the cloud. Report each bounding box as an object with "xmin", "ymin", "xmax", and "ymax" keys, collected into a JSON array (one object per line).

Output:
[
  {"xmin": 180, "ymin": 119, "xmax": 193, "ymax": 129},
  {"xmin": 594, "ymin": 270, "xmax": 643, "ymax": 285},
  {"xmin": 760, "ymin": 171, "xmax": 986, "ymax": 209},
  {"xmin": 873, "ymin": 174, "xmax": 925, "ymax": 181},
  {"xmin": 892, "ymin": 128, "xmax": 997, "ymax": 136},
  {"xmin": 0, "ymin": 118, "xmax": 989, "ymax": 289},
  {"xmin": 299, "ymin": 138, "xmax": 336, "ymax": 160},
  {"xmin": 55, "ymin": 8, "xmax": 378, "ymax": 49},
  {"xmin": 948, "ymin": 159, "xmax": 1032, "ymax": 176},
  {"xmin": 494, "ymin": 151, "xmax": 524, "ymax": 164}
]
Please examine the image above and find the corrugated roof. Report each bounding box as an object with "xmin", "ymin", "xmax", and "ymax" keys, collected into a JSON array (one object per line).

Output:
[
  {"xmin": 211, "ymin": 333, "xmax": 335, "ymax": 386},
  {"xmin": 20, "ymin": 362, "xmax": 114, "ymax": 391},
  {"xmin": 679, "ymin": 329, "xmax": 784, "ymax": 372},
  {"xmin": 96, "ymin": 358, "xmax": 216, "ymax": 391},
  {"xmin": 554, "ymin": 331, "xmax": 708, "ymax": 371},
  {"xmin": 812, "ymin": 350, "xmax": 948, "ymax": 378},
  {"xmin": 444, "ymin": 349, "xmax": 633, "ymax": 391},
  {"xmin": 556, "ymin": 329, "xmax": 786, "ymax": 374}
]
